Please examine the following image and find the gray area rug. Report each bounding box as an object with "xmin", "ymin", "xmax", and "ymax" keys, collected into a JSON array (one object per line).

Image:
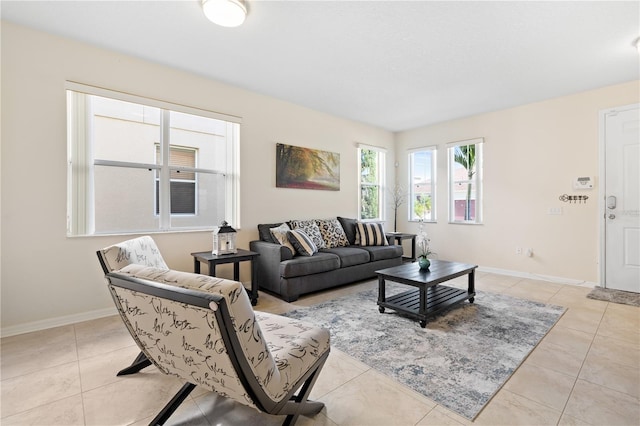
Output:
[
  {"xmin": 283, "ymin": 284, "xmax": 565, "ymax": 420},
  {"xmin": 587, "ymin": 286, "xmax": 640, "ymax": 307}
]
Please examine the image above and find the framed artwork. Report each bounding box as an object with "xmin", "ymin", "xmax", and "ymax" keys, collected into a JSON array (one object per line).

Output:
[{"xmin": 276, "ymin": 143, "xmax": 340, "ymax": 190}]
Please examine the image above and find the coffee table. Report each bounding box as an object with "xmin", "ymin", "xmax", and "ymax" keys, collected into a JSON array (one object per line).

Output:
[{"xmin": 376, "ymin": 259, "xmax": 477, "ymax": 327}]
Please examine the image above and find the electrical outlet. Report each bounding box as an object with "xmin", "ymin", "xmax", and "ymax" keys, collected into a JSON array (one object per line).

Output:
[{"xmin": 515, "ymin": 247, "xmax": 522, "ymax": 255}]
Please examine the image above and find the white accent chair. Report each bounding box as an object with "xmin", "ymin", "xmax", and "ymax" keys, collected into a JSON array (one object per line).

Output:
[
  {"xmin": 98, "ymin": 238, "xmax": 330, "ymax": 425},
  {"xmin": 97, "ymin": 236, "xmax": 170, "ymax": 375}
]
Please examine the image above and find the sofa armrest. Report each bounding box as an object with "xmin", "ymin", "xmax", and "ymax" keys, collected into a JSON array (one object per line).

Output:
[{"xmin": 249, "ymin": 240, "xmax": 293, "ymax": 294}]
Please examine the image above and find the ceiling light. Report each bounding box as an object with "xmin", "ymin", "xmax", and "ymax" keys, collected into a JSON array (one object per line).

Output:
[{"xmin": 202, "ymin": 0, "xmax": 247, "ymax": 28}]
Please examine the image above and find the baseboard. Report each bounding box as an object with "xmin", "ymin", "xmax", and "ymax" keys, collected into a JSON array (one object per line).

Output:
[
  {"xmin": 477, "ymin": 266, "xmax": 598, "ymax": 287},
  {"xmin": 0, "ymin": 307, "xmax": 117, "ymax": 338}
]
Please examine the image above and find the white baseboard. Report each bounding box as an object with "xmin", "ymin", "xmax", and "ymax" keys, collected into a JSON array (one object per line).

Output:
[
  {"xmin": 477, "ymin": 266, "xmax": 598, "ymax": 287},
  {"xmin": 1, "ymin": 307, "xmax": 117, "ymax": 338}
]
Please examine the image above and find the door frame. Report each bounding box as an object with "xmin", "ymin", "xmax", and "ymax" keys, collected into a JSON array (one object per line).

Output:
[{"xmin": 598, "ymin": 103, "xmax": 639, "ymax": 288}]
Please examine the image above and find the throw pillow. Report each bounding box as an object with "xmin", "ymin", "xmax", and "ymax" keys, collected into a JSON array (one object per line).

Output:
[
  {"xmin": 356, "ymin": 222, "xmax": 389, "ymax": 246},
  {"xmin": 258, "ymin": 223, "xmax": 283, "ymax": 243},
  {"xmin": 287, "ymin": 229, "xmax": 318, "ymax": 256},
  {"xmin": 337, "ymin": 216, "xmax": 358, "ymax": 245},
  {"xmin": 269, "ymin": 223, "xmax": 295, "ymax": 255},
  {"xmin": 289, "ymin": 219, "xmax": 326, "ymax": 249},
  {"xmin": 316, "ymin": 218, "xmax": 349, "ymax": 248}
]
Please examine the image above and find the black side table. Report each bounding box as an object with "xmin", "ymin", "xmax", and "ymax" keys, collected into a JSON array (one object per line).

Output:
[
  {"xmin": 191, "ymin": 249, "xmax": 260, "ymax": 306},
  {"xmin": 385, "ymin": 232, "xmax": 417, "ymax": 262}
]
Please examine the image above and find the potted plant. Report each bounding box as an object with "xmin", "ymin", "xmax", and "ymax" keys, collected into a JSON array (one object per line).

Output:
[{"xmin": 416, "ymin": 220, "xmax": 433, "ymax": 270}]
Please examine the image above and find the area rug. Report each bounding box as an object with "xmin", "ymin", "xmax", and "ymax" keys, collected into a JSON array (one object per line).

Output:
[
  {"xmin": 283, "ymin": 284, "xmax": 565, "ymax": 420},
  {"xmin": 587, "ymin": 286, "xmax": 640, "ymax": 307}
]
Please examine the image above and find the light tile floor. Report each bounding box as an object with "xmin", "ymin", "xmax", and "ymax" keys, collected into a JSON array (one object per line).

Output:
[{"xmin": 2, "ymin": 272, "xmax": 639, "ymax": 425}]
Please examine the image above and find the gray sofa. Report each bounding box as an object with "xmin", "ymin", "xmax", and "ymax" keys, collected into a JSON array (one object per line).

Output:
[{"xmin": 249, "ymin": 217, "xmax": 403, "ymax": 302}]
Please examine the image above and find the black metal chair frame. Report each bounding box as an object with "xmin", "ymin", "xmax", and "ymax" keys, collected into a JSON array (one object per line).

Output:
[{"xmin": 105, "ymin": 271, "xmax": 329, "ymax": 426}]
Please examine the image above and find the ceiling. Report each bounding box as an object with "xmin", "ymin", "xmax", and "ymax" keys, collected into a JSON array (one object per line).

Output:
[{"xmin": 2, "ymin": 0, "xmax": 639, "ymax": 132}]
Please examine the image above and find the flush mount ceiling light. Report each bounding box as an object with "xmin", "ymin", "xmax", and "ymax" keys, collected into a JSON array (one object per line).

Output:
[{"xmin": 202, "ymin": 0, "xmax": 247, "ymax": 28}]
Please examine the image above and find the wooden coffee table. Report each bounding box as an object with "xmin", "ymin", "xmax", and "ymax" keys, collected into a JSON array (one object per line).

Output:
[{"xmin": 376, "ymin": 259, "xmax": 477, "ymax": 327}]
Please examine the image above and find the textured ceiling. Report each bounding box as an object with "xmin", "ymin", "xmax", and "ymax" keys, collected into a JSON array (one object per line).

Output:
[{"xmin": 2, "ymin": 0, "xmax": 639, "ymax": 131}]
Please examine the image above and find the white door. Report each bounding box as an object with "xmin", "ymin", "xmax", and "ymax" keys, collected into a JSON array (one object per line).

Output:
[{"xmin": 603, "ymin": 104, "xmax": 640, "ymax": 292}]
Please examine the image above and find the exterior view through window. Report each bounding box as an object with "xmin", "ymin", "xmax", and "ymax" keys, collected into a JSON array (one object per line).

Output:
[
  {"xmin": 67, "ymin": 84, "xmax": 239, "ymax": 236},
  {"xmin": 359, "ymin": 146, "xmax": 386, "ymax": 221},
  {"xmin": 409, "ymin": 148, "xmax": 436, "ymax": 222},
  {"xmin": 448, "ymin": 138, "xmax": 483, "ymax": 223}
]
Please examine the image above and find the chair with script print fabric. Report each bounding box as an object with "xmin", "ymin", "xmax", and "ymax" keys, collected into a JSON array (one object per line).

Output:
[
  {"xmin": 97, "ymin": 236, "xmax": 170, "ymax": 375},
  {"xmin": 101, "ymin": 262, "xmax": 330, "ymax": 425}
]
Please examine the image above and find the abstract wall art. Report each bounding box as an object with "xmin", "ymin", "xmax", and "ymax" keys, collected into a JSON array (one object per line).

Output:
[{"xmin": 276, "ymin": 143, "xmax": 340, "ymax": 191}]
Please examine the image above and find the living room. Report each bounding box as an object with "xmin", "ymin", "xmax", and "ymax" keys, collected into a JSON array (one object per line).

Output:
[{"xmin": 1, "ymin": 1, "xmax": 639, "ymax": 425}]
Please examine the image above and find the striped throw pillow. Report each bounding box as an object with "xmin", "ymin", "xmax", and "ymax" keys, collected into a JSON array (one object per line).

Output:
[
  {"xmin": 356, "ymin": 222, "xmax": 389, "ymax": 246},
  {"xmin": 287, "ymin": 229, "xmax": 318, "ymax": 256}
]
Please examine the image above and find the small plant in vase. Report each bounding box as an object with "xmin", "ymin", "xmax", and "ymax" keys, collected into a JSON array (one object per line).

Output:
[{"xmin": 416, "ymin": 220, "xmax": 434, "ymax": 270}]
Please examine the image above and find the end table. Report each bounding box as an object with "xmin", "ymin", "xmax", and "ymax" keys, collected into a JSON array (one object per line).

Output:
[
  {"xmin": 191, "ymin": 248, "xmax": 260, "ymax": 306},
  {"xmin": 385, "ymin": 232, "xmax": 417, "ymax": 262}
]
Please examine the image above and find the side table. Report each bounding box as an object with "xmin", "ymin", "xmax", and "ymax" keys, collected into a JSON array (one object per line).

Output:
[
  {"xmin": 386, "ymin": 232, "xmax": 417, "ymax": 262},
  {"xmin": 191, "ymin": 249, "xmax": 260, "ymax": 306}
]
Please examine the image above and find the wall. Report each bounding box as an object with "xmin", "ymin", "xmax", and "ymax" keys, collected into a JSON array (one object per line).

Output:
[
  {"xmin": 395, "ymin": 80, "xmax": 639, "ymax": 283},
  {"xmin": 0, "ymin": 22, "xmax": 395, "ymax": 335}
]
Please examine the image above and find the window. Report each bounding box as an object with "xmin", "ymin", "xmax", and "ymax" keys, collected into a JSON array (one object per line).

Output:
[
  {"xmin": 358, "ymin": 145, "xmax": 386, "ymax": 221},
  {"xmin": 409, "ymin": 148, "xmax": 437, "ymax": 222},
  {"xmin": 154, "ymin": 145, "xmax": 196, "ymax": 215},
  {"xmin": 448, "ymin": 138, "xmax": 483, "ymax": 223},
  {"xmin": 67, "ymin": 83, "xmax": 240, "ymax": 236}
]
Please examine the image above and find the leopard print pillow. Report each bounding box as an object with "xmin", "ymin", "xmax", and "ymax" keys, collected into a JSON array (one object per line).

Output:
[{"xmin": 316, "ymin": 219, "xmax": 350, "ymax": 248}]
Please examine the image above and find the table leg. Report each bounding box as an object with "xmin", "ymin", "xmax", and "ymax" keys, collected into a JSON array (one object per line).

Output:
[
  {"xmin": 468, "ymin": 269, "xmax": 475, "ymax": 303},
  {"xmin": 377, "ymin": 276, "xmax": 386, "ymax": 313},
  {"xmin": 208, "ymin": 262, "xmax": 216, "ymax": 277},
  {"xmin": 410, "ymin": 236, "xmax": 416, "ymax": 262},
  {"xmin": 233, "ymin": 262, "xmax": 240, "ymax": 281},
  {"xmin": 193, "ymin": 258, "xmax": 201, "ymax": 274},
  {"xmin": 250, "ymin": 259, "xmax": 258, "ymax": 306}
]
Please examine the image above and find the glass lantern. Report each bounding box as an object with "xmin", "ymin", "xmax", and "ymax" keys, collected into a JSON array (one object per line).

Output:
[{"xmin": 212, "ymin": 221, "xmax": 237, "ymax": 255}]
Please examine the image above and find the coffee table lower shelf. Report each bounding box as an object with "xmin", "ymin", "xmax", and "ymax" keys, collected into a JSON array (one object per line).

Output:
[{"xmin": 378, "ymin": 285, "xmax": 475, "ymax": 328}]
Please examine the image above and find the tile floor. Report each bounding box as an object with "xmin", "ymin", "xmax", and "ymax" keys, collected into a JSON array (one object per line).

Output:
[{"xmin": 1, "ymin": 272, "xmax": 639, "ymax": 425}]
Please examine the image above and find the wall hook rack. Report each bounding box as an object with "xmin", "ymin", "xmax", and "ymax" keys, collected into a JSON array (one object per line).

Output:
[{"xmin": 559, "ymin": 194, "xmax": 588, "ymax": 204}]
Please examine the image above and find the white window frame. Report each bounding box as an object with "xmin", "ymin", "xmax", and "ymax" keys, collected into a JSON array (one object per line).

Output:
[
  {"xmin": 447, "ymin": 138, "xmax": 483, "ymax": 224},
  {"xmin": 408, "ymin": 147, "xmax": 437, "ymax": 222},
  {"xmin": 357, "ymin": 144, "xmax": 386, "ymax": 222},
  {"xmin": 66, "ymin": 82, "xmax": 241, "ymax": 236}
]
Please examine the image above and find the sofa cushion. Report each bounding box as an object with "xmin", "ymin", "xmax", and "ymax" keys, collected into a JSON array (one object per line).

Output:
[
  {"xmin": 320, "ymin": 246, "xmax": 370, "ymax": 267},
  {"xmin": 269, "ymin": 223, "xmax": 295, "ymax": 255},
  {"xmin": 281, "ymin": 252, "xmax": 340, "ymax": 278},
  {"xmin": 287, "ymin": 229, "xmax": 318, "ymax": 256},
  {"xmin": 258, "ymin": 223, "xmax": 283, "ymax": 243},
  {"xmin": 289, "ymin": 219, "xmax": 326, "ymax": 249},
  {"xmin": 316, "ymin": 218, "xmax": 349, "ymax": 248},
  {"xmin": 356, "ymin": 222, "xmax": 389, "ymax": 246},
  {"xmin": 337, "ymin": 217, "xmax": 358, "ymax": 245},
  {"xmin": 358, "ymin": 245, "xmax": 403, "ymax": 261}
]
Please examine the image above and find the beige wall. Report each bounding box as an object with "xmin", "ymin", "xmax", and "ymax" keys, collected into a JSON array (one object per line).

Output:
[
  {"xmin": 2, "ymin": 21, "xmax": 638, "ymax": 335},
  {"xmin": 395, "ymin": 80, "xmax": 639, "ymax": 283},
  {"xmin": 1, "ymin": 22, "xmax": 395, "ymax": 334}
]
